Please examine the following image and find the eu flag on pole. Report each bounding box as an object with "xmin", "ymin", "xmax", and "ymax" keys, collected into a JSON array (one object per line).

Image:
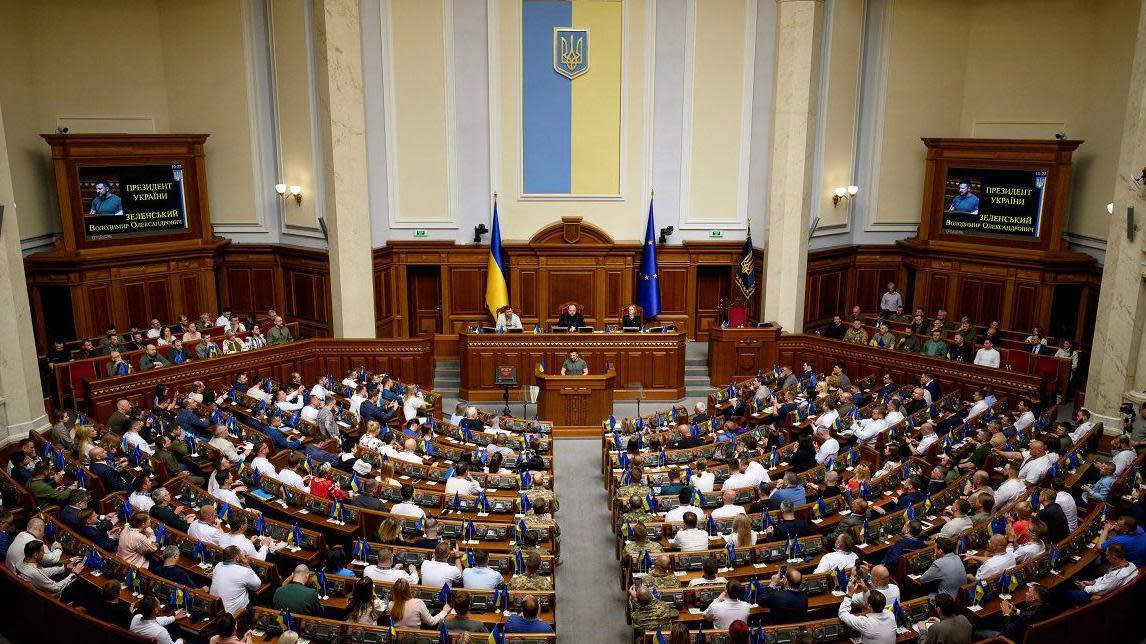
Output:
[
  {"xmin": 485, "ymin": 198, "xmax": 509, "ymax": 318},
  {"xmin": 735, "ymin": 229, "xmax": 756, "ymax": 299},
  {"xmin": 636, "ymin": 198, "xmax": 661, "ymax": 318}
]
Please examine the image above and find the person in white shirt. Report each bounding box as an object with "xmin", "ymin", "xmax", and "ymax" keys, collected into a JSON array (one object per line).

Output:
[
  {"xmin": 146, "ymin": 320, "xmax": 163, "ymax": 339},
  {"xmin": 209, "ymin": 425, "xmax": 250, "ymax": 465},
  {"xmin": 211, "ymin": 470, "xmax": 245, "ymax": 509},
  {"xmin": 420, "ymin": 542, "xmax": 463, "ymax": 588},
  {"xmin": 364, "ymin": 548, "xmax": 420, "ymax": 584},
  {"xmin": 1011, "ymin": 402, "xmax": 1036, "ymax": 434},
  {"xmin": 883, "ymin": 400, "xmax": 905, "ymax": 428},
  {"xmin": 188, "ymin": 506, "xmax": 227, "ymax": 547},
  {"xmin": 390, "ymin": 439, "xmax": 425, "ymax": 465},
  {"xmin": 1069, "ymin": 409, "xmax": 1094, "ymax": 443},
  {"xmin": 853, "ymin": 408, "xmax": 889, "ymax": 446},
  {"xmin": 246, "ymin": 380, "xmax": 272, "ymax": 403},
  {"xmin": 814, "ymin": 401, "xmax": 839, "ymax": 431},
  {"xmin": 123, "ymin": 421, "xmax": 155, "ymax": 456},
  {"xmin": 671, "ymin": 511, "xmax": 712, "ymax": 551},
  {"xmin": 350, "ymin": 387, "xmax": 368, "ymax": 416},
  {"xmin": 689, "ymin": 458, "xmax": 716, "ymax": 493},
  {"xmin": 854, "ymin": 565, "xmax": 900, "ymax": 609},
  {"xmin": 13, "ymin": 539, "xmax": 81, "ymax": 595},
  {"xmin": 968, "ymin": 534, "xmax": 1017, "ymax": 580},
  {"xmin": 973, "ymin": 339, "xmax": 1001, "ymax": 368},
  {"xmin": 997, "ymin": 440, "xmax": 1056, "ymax": 485},
  {"xmin": 710, "ymin": 489, "xmax": 747, "ymax": 520},
  {"xmin": 277, "ymin": 456, "xmax": 310, "ymax": 493},
  {"xmin": 994, "ymin": 463, "xmax": 1027, "ymax": 508},
  {"xmin": 309, "ymin": 377, "xmax": 329, "ymax": 402},
  {"xmin": 813, "ymin": 428, "xmax": 839, "ymax": 465},
  {"xmin": 250, "ymin": 443, "xmax": 279, "ymax": 479},
  {"xmin": 1055, "ymin": 485, "xmax": 1079, "ymax": 532},
  {"xmin": 938, "ymin": 499, "xmax": 973, "ymax": 538},
  {"xmin": 295, "ymin": 396, "xmax": 318, "ymax": 423},
  {"xmin": 403, "ymin": 391, "xmax": 428, "ymax": 422},
  {"xmin": 664, "ymin": 488, "xmax": 706, "ymax": 523},
  {"xmin": 965, "ymin": 389, "xmax": 990, "ymax": 421},
  {"xmin": 1111, "ymin": 435, "xmax": 1136, "ymax": 476},
  {"xmin": 128, "ymin": 481, "xmax": 157, "ymax": 514},
  {"xmin": 391, "ymin": 484, "xmax": 427, "ymax": 518},
  {"xmin": 910, "ymin": 422, "xmax": 939, "ymax": 456},
  {"xmin": 702, "ymin": 580, "xmax": 753, "ymax": 629},
  {"xmin": 444, "ymin": 462, "xmax": 483, "ymax": 497},
  {"xmin": 215, "ymin": 312, "xmax": 232, "ymax": 327},
  {"xmin": 220, "ymin": 520, "xmax": 270, "ymax": 561},
  {"xmin": 496, "ymin": 305, "xmax": 523, "ymax": 331},
  {"xmin": 837, "ymin": 590, "xmax": 897, "ymax": 644},
  {"xmin": 1010, "ymin": 522, "xmax": 1046, "ymax": 563},
  {"xmin": 275, "ymin": 388, "xmax": 305, "ymax": 414},
  {"xmin": 1070, "ymin": 543, "xmax": 1137, "ymax": 603},
  {"xmin": 210, "ymin": 547, "xmax": 263, "ymax": 614},
  {"xmin": 815, "ymin": 533, "xmax": 860, "ymax": 574},
  {"xmin": 721, "ymin": 459, "xmax": 757, "ymax": 491},
  {"xmin": 130, "ymin": 596, "xmax": 187, "ymax": 644},
  {"xmin": 743, "ymin": 458, "xmax": 770, "ymax": 486}
]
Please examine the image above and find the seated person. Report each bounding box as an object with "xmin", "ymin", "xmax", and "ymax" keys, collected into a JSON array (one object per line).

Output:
[
  {"xmin": 621, "ymin": 304, "xmax": 643, "ymax": 329},
  {"xmin": 1063, "ymin": 543, "xmax": 1137, "ymax": 606},
  {"xmin": 496, "ymin": 305, "xmax": 523, "ymax": 331},
  {"xmin": 556, "ymin": 304, "xmax": 585, "ymax": 331},
  {"xmin": 504, "ymin": 595, "xmax": 553, "ymax": 633}
]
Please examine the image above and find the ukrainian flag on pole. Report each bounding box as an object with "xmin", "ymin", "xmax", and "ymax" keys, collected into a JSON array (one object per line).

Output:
[{"xmin": 485, "ymin": 197, "xmax": 509, "ymax": 318}]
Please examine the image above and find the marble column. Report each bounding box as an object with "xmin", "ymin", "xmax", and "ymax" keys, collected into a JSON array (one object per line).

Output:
[
  {"xmin": 763, "ymin": 0, "xmax": 823, "ymax": 332},
  {"xmin": 313, "ymin": 0, "xmax": 377, "ymax": 337},
  {"xmin": 1084, "ymin": 4, "xmax": 1146, "ymax": 430},
  {"xmin": 0, "ymin": 100, "xmax": 49, "ymax": 442}
]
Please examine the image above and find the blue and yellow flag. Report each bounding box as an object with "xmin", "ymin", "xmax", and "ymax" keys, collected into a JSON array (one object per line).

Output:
[
  {"xmin": 636, "ymin": 198, "xmax": 661, "ymax": 318},
  {"xmin": 485, "ymin": 199, "xmax": 509, "ymax": 318}
]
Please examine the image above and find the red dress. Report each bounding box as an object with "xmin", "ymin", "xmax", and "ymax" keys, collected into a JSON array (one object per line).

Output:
[{"xmin": 309, "ymin": 477, "xmax": 335, "ymax": 499}]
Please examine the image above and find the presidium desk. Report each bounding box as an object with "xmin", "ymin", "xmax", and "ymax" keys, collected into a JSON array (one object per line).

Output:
[{"xmin": 458, "ymin": 330, "xmax": 686, "ymax": 434}]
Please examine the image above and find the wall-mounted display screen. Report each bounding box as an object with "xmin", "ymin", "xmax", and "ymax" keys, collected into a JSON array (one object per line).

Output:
[
  {"xmin": 79, "ymin": 163, "xmax": 188, "ymax": 240},
  {"xmin": 940, "ymin": 167, "xmax": 1047, "ymax": 238}
]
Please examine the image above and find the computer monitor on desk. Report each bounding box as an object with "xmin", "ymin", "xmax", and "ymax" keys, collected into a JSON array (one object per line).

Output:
[{"xmin": 576, "ymin": 326, "xmax": 595, "ymax": 332}]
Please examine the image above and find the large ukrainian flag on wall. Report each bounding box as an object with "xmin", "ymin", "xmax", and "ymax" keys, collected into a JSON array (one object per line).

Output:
[{"xmin": 522, "ymin": 0, "xmax": 622, "ymax": 196}]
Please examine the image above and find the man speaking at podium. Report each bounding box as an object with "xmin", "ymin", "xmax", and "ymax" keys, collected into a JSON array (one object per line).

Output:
[
  {"xmin": 560, "ymin": 349, "xmax": 588, "ymax": 376},
  {"xmin": 556, "ymin": 304, "xmax": 585, "ymax": 332}
]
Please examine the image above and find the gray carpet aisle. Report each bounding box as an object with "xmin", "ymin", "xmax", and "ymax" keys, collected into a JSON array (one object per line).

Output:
[{"xmin": 555, "ymin": 437, "xmax": 632, "ymax": 643}]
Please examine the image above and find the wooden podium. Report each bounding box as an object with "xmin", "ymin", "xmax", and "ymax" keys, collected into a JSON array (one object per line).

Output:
[
  {"xmin": 535, "ymin": 370, "xmax": 616, "ymax": 437},
  {"xmin": 707, "ymin": 325, "xmax": 782, "ymax": 386}
]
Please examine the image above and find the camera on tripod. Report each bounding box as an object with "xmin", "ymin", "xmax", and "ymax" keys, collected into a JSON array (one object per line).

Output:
[{"xmin": 1120, "ymin": 401, "xmax": 1136, "ymax": 427}]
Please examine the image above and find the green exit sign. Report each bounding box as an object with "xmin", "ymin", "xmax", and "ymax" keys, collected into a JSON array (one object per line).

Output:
[
  {"xmin": 413, "ymin": 229, "xmax": 428, "ymax": 238},
  {"xmin": 709, "ymin": 230, "xmax": 723, "ymax": 238}
]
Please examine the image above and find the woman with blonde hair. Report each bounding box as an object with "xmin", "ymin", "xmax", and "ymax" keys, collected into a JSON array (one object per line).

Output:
[
  {"xmin": 74, "ymin": 425, "xmax": 100, "ymax": 464},
  {"xmin": 376, "ymin": 460, "xmax": 399, "ymax": 487},
  {"xmin": 376, "ymin": 518, "xmax": 404, "ymax": 545},
  {"xmin": 388, "ymin": 578, "xmax": 452, "ymax": 627},
  {"xmin": 724, "ymin": 513, "xmax": 757, "ymax": 549},
  {"xmin": 847, "ymin": 463, "xmax": 871, "ymax": 494},
  {"xmin": 359, "ymin": 420, "xmax": 385, "ymax": 452}
]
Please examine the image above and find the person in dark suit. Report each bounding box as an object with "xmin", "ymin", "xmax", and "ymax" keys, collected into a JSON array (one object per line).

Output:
[
  {"xmin": 895, "ymin": 477, "xmax": 927, "ymax": 511},
  {"xmin": 999, "ymin": 583, "xmax": 1058, "ymax": 640},
  {"xmin": 359, "ymin": 391, "xmax": 396, "ymax": 426},
  {"xmin": 349, "ymin": 476, "xmax": 388, "ymax": 511},
  {"xmin": 621, "ymin": 304, "xmax": 643, "ymax": 329},
  {"xmin": 921, "ymin": 372, "xmax": 943, "ymax": 404},
  {"xmin": 556, "ymin": 304, "xmax": 585, "ymax": 331},
  {"xmin": 946, "ymin": 334, "xmax": 973, "ymax": 363},
  {"xmin": 78, "ymin": 509, "xmax": 120, "ymax": 551},
  {"xmin": 1035, "ymin": 488, "xmax": 1069, "ymax": 543},
  {"xmin": 85, "ymin": 580, "xmax": 134, "ymax": 629},
  {"xmin": 264, "ymin": 417, "xmax": 304, "ymax": 451},
  {"xmin": 881, "ymin": 520, "xmax": 925, "ymax": 568},
  {"xmin": 668, "ymin": 425, "xmax": 706, "ymax": 450},
  {"xmin": 757, "ymin": 568, "xmax": 809, "ymax": 624},
  {"xmin": 822, "ymin": 315, "xmax": 847, "ymax": 340},
  {"xmin": 88, "ymin": 447, "xmax": 133, "ymax": 492},
  {"xmin": 768, "ymin": 501, "xmax": 810, "ymax": 540},
  {"xmin": 176, "ymin": 400, "xmax": 211, "ymax": 438}
]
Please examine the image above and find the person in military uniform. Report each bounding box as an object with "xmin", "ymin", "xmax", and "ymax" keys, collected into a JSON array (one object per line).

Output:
[
  {"xmin": 525, "ymin": 474, "xmax": 558, "ymax": 511},
  {"xmin": 623, "ymin": 523, "xmax": 664, "ymax": 559},
  {"xmin": 921, "ymin": 329, "xmax": 948, "ymax": 357},
  {"xmin": 869, "ymin": 323, "xmax": 896, "ymax": 348},
  {"xmin": 643, "ymin": 555, "xmax": 681, "ymax": 590},
  {"xmin": 897, "ymin": 331, "xmax": 923, "ymax": 353},
  {"xmin": 509, "ymin": 553, "xmax": 554, "ymax": 591},
  {"xmin": 889, "ymin": 305, "xmax": 912, "ymax": 323},
  {"xmin": 628, "ymin": 587, "xmax": 676, "ymax": 633},
  {"xmin": 616, "ymin": 495, "xmax": 654, "ymax": 532},
  {"xmin": 614, "ymin": 463, "xmax": 652, "ymax": 502},
  {"xmin": 842, "ymin": 319, "xmax": 869, "ymax": 345}
]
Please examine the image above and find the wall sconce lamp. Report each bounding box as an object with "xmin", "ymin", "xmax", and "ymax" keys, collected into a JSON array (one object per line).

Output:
[
  {"xmin": 275, "ymin": 183, "xmax": 303, "ymax": 206},
  {"xmin": 832, "ymin": 185, "xmax": 859, "ymax": 207}
]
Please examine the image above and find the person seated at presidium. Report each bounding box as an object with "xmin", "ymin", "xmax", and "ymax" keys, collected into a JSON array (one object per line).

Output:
[
  {"xmin": 496, "ymin": 305, "xmax": 523, "ymax": 331},
  {"xmin": 560, "ymin": 349, "xmax": 588, "ymax": 376},
  {"xmin": 622, "ymin": 304, "xmax": 643, "ymax": 329},
  {"xmin": 556, "ymin": 304, "xmax": 585, "ymax": 331}
]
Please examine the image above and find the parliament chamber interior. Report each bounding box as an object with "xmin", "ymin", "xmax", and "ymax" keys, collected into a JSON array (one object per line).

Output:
[{"xmin": 3, "ymin": 0, "xmax": 1146, "ymax": 643}]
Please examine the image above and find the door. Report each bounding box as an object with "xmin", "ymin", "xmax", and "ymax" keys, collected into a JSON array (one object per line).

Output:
[
  {"xmin": 406, "ymin": 266, "xmax": 443, "ymax": 337},
  {"xmin": 695, "ymin": 266, "xmax": 732, "ymax": 339}
]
